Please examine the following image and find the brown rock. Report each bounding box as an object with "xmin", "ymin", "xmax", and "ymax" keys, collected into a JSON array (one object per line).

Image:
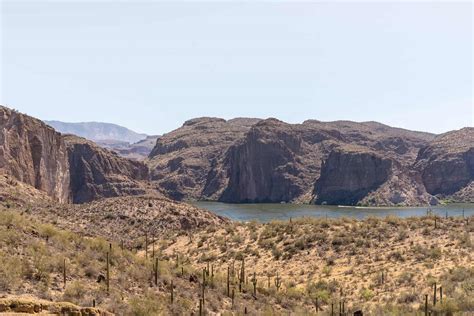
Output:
[
  {"xmin": 0, "ymin": 106, "xmax": 70, "ymax": 203},
  {"xmin": 149, "ymin": 117, "xmax": 438, "ymax": 205},
  {"xmin": 64, "ymin": 135, "xmax": 150, "ymax": 203},
  {"xmin": 416, "ymin": 127, "xmax": 474, "ymax": 198},
  {"xmin": 314, "ymin": 149, "xmax": 392, "ymax": 205}
]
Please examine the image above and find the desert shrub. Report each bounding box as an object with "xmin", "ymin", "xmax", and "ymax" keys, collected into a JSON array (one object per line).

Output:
[
  {"xmin": 129, "ymin": 292, "xmax": 168, "ymax": 316},
  {"xmin": 38, "ymin": 223, "xmax": 59, "ymax": 239},
  {"xmin": 272, "ymin": 246, "xmax": 282, "ymax": 260},
  {"xmin": 458, "ymin": 232, "xmax": 472, "ymax": 248},
  {"xmin": 63, "ymin": 281, "xmax": 87, "ymax": 304},
  {"xmin": 428, "ymin": 247, "xmax": 442, "ymax": 260},
  {"xmin": 388, "ymin": 250, "xmax": 405, "ymax": 262},
  {"xmin": 231, "ymin": 234, "xmax": 243, "ymax": 244},
  {"xmin": 360, "ymin": 288, "xmax": 374, "ymax": 301},
  {"xmin": 0, "ymin": 250, "xmax": 22, "ymax": 290},
  {"xmin": 325, "ymin": 255, "xmax": 336, "ymax": 266},
  {"xmin": 397, "ymin": 271, "xmax": 415, "ymax": 286},
  {"xmin": 286, "ymin": 286, "xmax": 304, "ymax": 300},
  {"xmin": 258, "ymin": 238, "xmax": 274, "ymax": 250},
  {"xmin": 397, "ymin": 291, "xmax": 418, "ymax": 304}
]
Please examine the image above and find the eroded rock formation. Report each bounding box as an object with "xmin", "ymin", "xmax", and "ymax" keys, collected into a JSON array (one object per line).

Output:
[
  {"xmin": 64, "ymin": 135, "xmax": 150, "ymax": 203},
  {"xmin": 2, "ymin": 105, "xmax": 472, "ymax": 206},
  {"xmin": 0, "ymin": 107, "xmax": 70, "ymax": 202},
  {"xmin": 314, "ymin": 149, "xmax": 392, "ymax": 205},
  {"xmin": 0, "ymin": 106, "xmax": 152, "ymax": 204},
  {"xmin": 415, "ymin": 128, "xmax": 474, "ymax": 201}
]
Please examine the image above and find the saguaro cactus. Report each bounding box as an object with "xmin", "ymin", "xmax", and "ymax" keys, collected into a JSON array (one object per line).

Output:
[
  {"xmin": 433, "ymin": 282, "xmax": 437, "ymax": 306},
  {"xmin": 106, "ymin": 252, "xmax": 110, "ymax": 293},
  {"xmin": 227, "ymin": 266, "xmax": 230, "ymax": 297},
  {"xmin": 152, "ymin": 235, "xmax": 155, "ymax": 258},
  {"xmin": 170, "ymin": 280, "xmax": 174, "ymax": 304},
  {"xmin": 252, "ymin": 272, "xmax": 257, "ymax": 297},
  {"xmin": 274, "ymin": 272, "xmax": 282, "ymax": 292},
  {"xmin": 232, "ymin": 288, "xmax": 235, "ymax": 308},
  {"xmin": 63, "ymin": 258, "xmax": 66, "ymax": 288},
  {"xmin": 145, "ymin": 233, "xmax": 148, "ymax": 259},
  {"xmin": 239, "ymin": 259, "xmax": 245, "ymax": 292},
  {"xmin": 154, "ymin": 258, "xmax": 159, "ymax": 286}
]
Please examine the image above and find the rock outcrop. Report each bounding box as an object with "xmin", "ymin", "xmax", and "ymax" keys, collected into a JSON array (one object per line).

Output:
[
  {"xmin": 148, "ymin": 117, "xmax": 261, "ymax": 200},
  {"xmin": 314, "ymin": 149, "xmax": 392, "ymax": 205},
  {"xmin": 64, "ymin": 135, "xmax": 150, "ymax": 203},
  {"xmin": 415, "ymin": 128, "xmax": 474, "ymax": 200},
  {"xmin": 220, "ymin": 119, "xmax": 305, "ymax": 203},
  {"xmin": 0, "ymin": 107, "xmax": 70, "ymax": 202},
  {"xmin": 0, "ymin": 106, "xmax": 152, "ymax": 204},
  {"xmin": 148, "ymin": 117, "xmax": 445, "ymax": 205},
  {"xmin": 3, "ymin": 105, "xmax": 472, "ymax": 206}
]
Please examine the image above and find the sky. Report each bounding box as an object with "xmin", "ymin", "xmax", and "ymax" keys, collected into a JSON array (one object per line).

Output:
[{"xmin": 0, "ymin": 1, "xmax": 472, "ymax": 135}]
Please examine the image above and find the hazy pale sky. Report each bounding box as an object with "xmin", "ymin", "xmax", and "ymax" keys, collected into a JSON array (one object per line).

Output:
[{"xmin": 0, "ymin": 1, "xmax": 472, "ymax": 135}]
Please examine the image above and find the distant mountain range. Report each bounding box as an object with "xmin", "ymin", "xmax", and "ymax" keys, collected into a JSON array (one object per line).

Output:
[
  {"xmin": 44, "ymin": 120, "xmax": 158, "ymax": 160},
  {"xmin": 45, "ymin": 120, "xmax": 148, "ymax": 144}
]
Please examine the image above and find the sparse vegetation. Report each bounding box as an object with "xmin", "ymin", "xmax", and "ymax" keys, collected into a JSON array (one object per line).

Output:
[{"xmin": 0, "ymin": 200, "xmax": 472, "ymax": 315}]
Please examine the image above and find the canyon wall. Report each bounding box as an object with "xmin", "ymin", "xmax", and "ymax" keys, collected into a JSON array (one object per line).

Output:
[{"xmin": 0, "ymin": 107, "xmax": 70, "ymax": 202}]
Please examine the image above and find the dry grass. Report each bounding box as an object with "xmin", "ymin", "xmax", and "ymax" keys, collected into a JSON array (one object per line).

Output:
[
  {"xmin": 1, "ymin": 182, "xmax": 472, "ymax": 315},
  {"xmin": 159, "ymin": 215, "xmax": 474, "ymax": 315}
]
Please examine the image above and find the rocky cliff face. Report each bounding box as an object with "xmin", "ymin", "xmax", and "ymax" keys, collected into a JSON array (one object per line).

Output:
[
  {"xmin": 0, "ymin": 106, "xmax": 70, "ymax": 202},
  {"xmin": 220, "ymin": 119, "xmax": 305, "ymax": 203},
  {"xmin": 64, "ymin": 135, "xmax": 150, "ymax": 203},
  {"xmin": 415, "ymin": 128, "xmax": 474, "ymax": 201},
  {"xmin": 148, "ymin": 116, "xmax": 445, "ymax": 206},
  {"xmin": 148, "ymin": 117, "xmax": 261, "ymax": 200},
  {"xmin": 314, "ymin": 149, "xmax": 392, "ymax": 205},
  {"xmin": 3, "ymin": 105, "xmax": 472, "ymax": 206},
  {"xmin": 0, "ymin": 106, "xmax": 152, "ymax": 204}
]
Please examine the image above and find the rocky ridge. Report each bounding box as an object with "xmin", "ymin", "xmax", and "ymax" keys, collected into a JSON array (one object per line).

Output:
[
  {"xmin": 149, "ymin": 117, "xmax": 456, "ymax": 206},
  {"xmin": 0, "ymin": 107, "xmax": 71, "ymax": 203},
  {"xmin": 0, "ymin": 106, "xmax": 152, "ymax": 204},
  {"xmin": 1, "ymin": 105, "xmax": 472, "ymax": 206},
  {"xmin": 64, "ymin": 135, "xmax": 151, "ymax": 203}
]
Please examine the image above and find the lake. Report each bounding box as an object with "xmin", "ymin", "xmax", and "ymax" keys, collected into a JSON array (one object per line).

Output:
[{"xmin": 192, "ymin": 201, "xmax": 474, "ymax": 222}]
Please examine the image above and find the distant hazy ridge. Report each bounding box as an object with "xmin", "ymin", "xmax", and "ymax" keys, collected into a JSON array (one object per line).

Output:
[{"xmin": 45, "ymin": 120, "xmax": 148, "ymax": 144}]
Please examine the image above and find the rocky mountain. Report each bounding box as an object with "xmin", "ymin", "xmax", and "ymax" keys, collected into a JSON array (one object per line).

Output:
[
  {"xmin": 64, "ymin": 135, "xmax": 151, "ymax": 203},
  {"xmin": 2, "ymin": 105, "xmax": 472, "ymax": 206},
  {"xmin": 148, "ymin": 117, "xmax": 261, "ymax": 200},
  {"xmin": 148, "ymin": 117, "xmax": 472, "ymax": 206},
  {"xmin": 0, "ymin": 107, "xmax": 71, "ymax": 202},
  {"xmin": 106, "ymin": 135, "xmax": 160, "ymax": 161},
  {"xmin": 45, "ymin": 120, "xmax": 148, "ymax": 144},
  {"xmin": 45, "ymin": 120, "xmax": 158, "ymax": 160},
  {"xmin": 0, "ymin": 106, "xmax": 152, "ymax": 204},
  {"xmin": 415, "ymin": 127, "xmax": 474, "ymax": 202}
]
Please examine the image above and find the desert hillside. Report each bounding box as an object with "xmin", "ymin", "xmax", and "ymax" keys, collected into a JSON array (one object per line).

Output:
[{"xmin": 0, "ymin": 177, "xmax": 472, "ymax": 315}]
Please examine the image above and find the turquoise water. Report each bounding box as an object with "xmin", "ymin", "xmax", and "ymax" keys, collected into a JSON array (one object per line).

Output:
[{"xmin": 192, "ymin": 202, "xmax": 474, "ymax": 222}]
